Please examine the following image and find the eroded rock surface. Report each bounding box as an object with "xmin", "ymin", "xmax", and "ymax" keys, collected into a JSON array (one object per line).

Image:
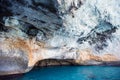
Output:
[{"xmin": 0, "ymin": 0, "xmax": 120, "ymax": 75}]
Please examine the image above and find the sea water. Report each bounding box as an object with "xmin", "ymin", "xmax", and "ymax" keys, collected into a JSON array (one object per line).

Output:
[{"xmin": 1, "ymin": 66, "xmax": 120, "ymax": 80}]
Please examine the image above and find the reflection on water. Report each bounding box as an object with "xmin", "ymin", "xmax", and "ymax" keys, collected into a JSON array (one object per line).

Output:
[
  {"xmin": 0, "ymin": 66, "xmax": 120, "ymax": 80},
  {"xmin": 0, "ymin": 74, "xmax": 23, "ymax": 80}
]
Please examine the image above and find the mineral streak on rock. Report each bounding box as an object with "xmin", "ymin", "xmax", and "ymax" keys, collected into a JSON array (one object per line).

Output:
[{"xmin": 0, "ymin": 0, "xmax": 120, "ymax": 75}]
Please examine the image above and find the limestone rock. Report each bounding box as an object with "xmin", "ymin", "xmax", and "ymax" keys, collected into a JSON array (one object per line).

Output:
[{"xmin": 0, "ymin": 0, "xmax": 120, "ymax": 75}]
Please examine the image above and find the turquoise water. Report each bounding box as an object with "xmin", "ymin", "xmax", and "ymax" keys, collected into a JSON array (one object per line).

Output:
[
  {"xmin": 1, "ymin": 66, "xmax": 120, "ymax": 80},
  {"xmin": 21, "ymin": 66, "xmax": 120, "ymax": 80}
]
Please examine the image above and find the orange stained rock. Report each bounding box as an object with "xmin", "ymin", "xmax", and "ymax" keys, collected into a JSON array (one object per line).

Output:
[
  {"xmin": 88, "ymin": 54, "xmax": 101, "ymax": 61},
  {"xmin": 77, "ymin": 49, "xmax": 94, "ymax": 61},
  {"xmin": 4, "ymin": 38, "xmax": 34, "ymax": 66},
  {"xmin": 30, "ymin": 38, "xmax": 46, "ymax": 66},
  {"xmin": 1, "ymin": 37, "xmax": 47, "ymax": 67},
  {"xmin": 3, "ymin": 38, "xmax": 44, "ymax": 67},
  {"xmin": 76, "ymin": 49, "xmax": 119, "ymax": 63},
  {"xmin": 1, "ymin": 38, "xmax": 119, "ymax": 67},
  {"xmin": 101, "ymin": 54, "xmax": 118, "ymax": 61}
]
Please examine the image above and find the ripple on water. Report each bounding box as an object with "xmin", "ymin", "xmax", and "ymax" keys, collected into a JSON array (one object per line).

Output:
[{"xmin": 0, "ymin": 66, "xmax": 120, "ymax": 80}]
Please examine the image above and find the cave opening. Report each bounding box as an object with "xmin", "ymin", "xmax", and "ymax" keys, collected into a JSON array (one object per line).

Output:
[{"xmin": 35, "ymin": 59, "xmax": 77, "ymax": 67}]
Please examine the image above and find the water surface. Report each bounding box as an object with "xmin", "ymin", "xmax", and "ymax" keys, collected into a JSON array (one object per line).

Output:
[{"xmin": 1, "ymin": 66, "xmax": 120, "ymax": 80}]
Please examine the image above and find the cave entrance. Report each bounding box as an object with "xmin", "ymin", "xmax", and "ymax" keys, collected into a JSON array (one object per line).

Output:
[{"xmin": 35, "ymin": 59, "xmax": 76, "ymax": 67}]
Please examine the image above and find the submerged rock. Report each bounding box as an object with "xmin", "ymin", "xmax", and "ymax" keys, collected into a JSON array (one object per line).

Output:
[{"xmin": 0, "ymin": 0, "xmax": 120, "ymax": 75}]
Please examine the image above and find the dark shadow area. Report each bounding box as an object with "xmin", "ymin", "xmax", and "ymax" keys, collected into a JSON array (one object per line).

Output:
[
  {"xmin": 35, "ymin": 59, "xmax": 77, "ymax": 67},
  {"xmin": 101, "ymin": 61, "xmax": 120, "ymax": 66},
  {"xmin": 0, "ymin": 74, "xmax": 23, "ymax": 80}
]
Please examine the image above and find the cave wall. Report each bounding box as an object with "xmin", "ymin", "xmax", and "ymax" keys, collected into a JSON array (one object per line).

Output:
[{"xmin": 0, "ymin": 0, "xmax": 120, "ymax": 75}]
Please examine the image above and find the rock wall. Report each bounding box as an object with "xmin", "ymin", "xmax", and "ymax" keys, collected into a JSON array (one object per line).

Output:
[{"xmin": 0, "ymin": 0, "xmax": 120, "ymax": 75}]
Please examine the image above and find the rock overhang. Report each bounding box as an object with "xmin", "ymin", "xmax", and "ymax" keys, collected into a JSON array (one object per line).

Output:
[{"xmin": 0, "ymin": 0, "xmax": 120, "ymax": 75}]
